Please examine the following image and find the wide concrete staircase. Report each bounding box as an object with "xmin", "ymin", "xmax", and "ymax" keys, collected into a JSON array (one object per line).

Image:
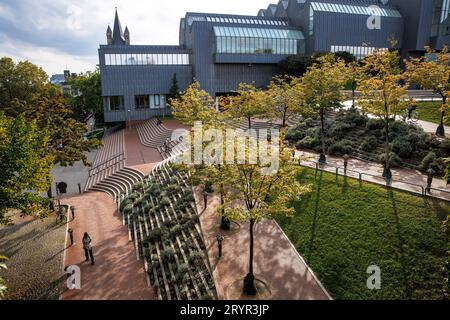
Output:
[{"xmin": 85, "ymin": 128, "xmax": 145, "ymax": 200}]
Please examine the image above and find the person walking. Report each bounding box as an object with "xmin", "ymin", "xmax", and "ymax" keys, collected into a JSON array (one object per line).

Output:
[{"xmin": 82, "ymin": 232, "xmax": 95, "ymax": 265}]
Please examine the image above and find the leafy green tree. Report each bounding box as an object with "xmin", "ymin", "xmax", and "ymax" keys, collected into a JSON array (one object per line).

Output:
[
  {"xmin": 278, "ymin": 55, "xmax": 313, "ymax": 77},
  {"xmin": 224, "ymin": 83, "xmax": 269, "ymax": 129},
  {"xmin": 66, "ymin": 68, "xmax": 103, "ymax": 124},
  {"xmin": 169, "ymin": 81, "xmax": 218, "ymax": 126},
  {"xmin": 0, "ymin": 113, "xmax": 54, "ymax": 223},
  {"xmin": 0, "ymin": 57, "xmax": 101, "ymax": 166},
  {"xmin": 267, "ymin": 76, "xmax": 305, "ymax": 128},
  {"xmin": 295, "ymin": 54, "xmax": 347, "ymax": 163},
  {"xmin": 333, "ymin": 51, "xmax": 357, "ymax": 64},
  {"xmin": 358, "ymin": 49, "xmax": 408, "ymax": 180},
  {"xmin": 168, "ymin": 73, "xmax": 181, "ymax": 101},
  {"xmin": 406, "ymin": 46, "xmax": 450, "ymax": 136},
  {"xmin": 222, "ymin": 144, "xmax": 311, "ymax": 295}
]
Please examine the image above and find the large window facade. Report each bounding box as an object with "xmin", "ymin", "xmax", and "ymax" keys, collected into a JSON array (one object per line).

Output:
[
  {"xmin": 135, "ymin": 95, "xmax": 150, "ymax": 109},
  {"xmin": 431, "ymin": 0, "xmax": 450, "ymax": 37},
  {"xmin": 105, "ymin": 53, "xmax": 190, "ymax": 66},
  {"xmin": 214, "ymin": 26, "xmax": 303, "ymax": 55},
  {"xmin": 330, "ymin": 45, "xmax": 387, "ymax": 60}
]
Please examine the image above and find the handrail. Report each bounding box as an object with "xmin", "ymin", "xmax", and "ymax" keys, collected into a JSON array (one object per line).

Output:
[
  {"xmin": 296, "ymin": 158, "xmax": 448, "ymax": 201},
  {"xmin": 89, "ymin": 153, "xmax": 125, "ymax": 177}
]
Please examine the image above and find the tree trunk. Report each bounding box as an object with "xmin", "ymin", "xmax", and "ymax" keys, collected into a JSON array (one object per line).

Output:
[
  {"xmin": 282, "ymin": 107, "xmax": 287, "ymax": 128},
  {"xmin": 219, "ymin": 182, "xmax": 230, "ymax": 230},
  {"xmin": 319, "ymin": 108, "xmax": 326, "ymax": 164},
  {"xmin": 248, "ymin": 117, "xmax": 252, "ymax": 130},
  {"xmin": 383, "ymin": 108, "xmax": 392, "ymax": 180},
  {"xmin": 352, "ymin": 85, "xmax": 356, "ymax": 108},
  {"xmin": 243, "ymin": 219, "xmax": 257, "ymax": 295},
  {"xmin": 436, "ymin": 97, "xmax": 446, "ymax": 137}
]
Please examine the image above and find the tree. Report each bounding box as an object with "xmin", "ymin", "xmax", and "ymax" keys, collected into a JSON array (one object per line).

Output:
[
  {"xmin": 295, "ymin": 54, "xmax": 348, "ymax": 163},
  {"xmin": 66, "ymin": 68, "xmax": 103, "ymax": 124},
  {"xmin": 0, "ymin": 58, "xmax": 101, "ymax": 167},
  {"xmin": 278, "ymin": 55, "xmax": 313, "ymax": 77},
  {"xmin": 406, "ymin": 46, "xmax": 450, "ymax": 136},
  {"xmin": 221, "ymin": 143, "xmax": 311, "ymax": 295},
  {"xmin": 346, "ymin": 60, "xmax": 364, "ymax": 109},
  {"xmin": 224, "ymin": 83, "xmax": 269, "ymax": 129},
  {"xmin": 266, "ymin": 76, "xmax": 304, "ymax": 128},
  {"xmin": 169, "ymin": 81, "xmax": 218, "ymax": 126},
  {"xmin": 333, "ymin": 51, "xmax": 357, "ymax": 64},
  {"xmin": 358, "ymin": 49, "xmax": 408, "ymax": 180},
  {"xmin": 0, "ymin": 113, "xmax": 54, "ymax": 223},
  {"xmin": 168, "ymin": 73, "xmax": 181, "ymax": 101}
]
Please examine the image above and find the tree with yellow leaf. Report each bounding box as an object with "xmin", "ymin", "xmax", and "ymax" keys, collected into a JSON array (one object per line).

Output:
[
  {"xmin": 295, "ymin": 54, "xmax": 348, "ymax": 163},
  {"xmin": 406, "ymin": 46, "xmax": 450, "ymax": 136},
  {"xmin": 266, "ymin": 75, "xmax": 305, "ymax": 128},
  {"xmin": 224, "ymin": 83, "xmax": 269, "ymax": 129},
  {"xmin": 358, "ymin": 49, "xmax": 408, "ymax": 180},
  {"xmin": 169, "ymin": 81, "xmax": 218, "ymax": 126},
  {"xmin": 221, "ymin": 141, "xmax": 311, "ymax": 296}
]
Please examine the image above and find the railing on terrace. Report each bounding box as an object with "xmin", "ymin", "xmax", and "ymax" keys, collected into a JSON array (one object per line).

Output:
[
  {"xmin": 88, "ymin": 153, "xmax": 125, "ymax": 177},
  {"xmin": 297, "ymin": 158, "xmax": 449, "ymax": 201}
]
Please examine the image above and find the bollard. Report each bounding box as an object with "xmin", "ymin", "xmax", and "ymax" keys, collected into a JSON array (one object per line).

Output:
[{"xmin": 78, "ymin": 183, "xmax": 82, "ymax": 194}]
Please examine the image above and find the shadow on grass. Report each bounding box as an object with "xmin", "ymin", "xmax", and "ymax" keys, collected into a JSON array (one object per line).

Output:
[{"xmin": 307, "ymin": 170, "xmax": 324, "ymax": 261}]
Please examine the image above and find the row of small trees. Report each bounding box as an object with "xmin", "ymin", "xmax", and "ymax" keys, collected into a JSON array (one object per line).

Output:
[{"xmin": 168, "ymin": 46, "xmax": 449, "ymax": 295}]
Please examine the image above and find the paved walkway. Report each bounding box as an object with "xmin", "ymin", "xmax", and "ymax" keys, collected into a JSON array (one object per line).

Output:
[
  {"xmin": 296, "ymin": 150, "xmax": 450, "ymax": 201},
  {"xmin": 194, "ymin": 187, "xmax": 331, "ymax": 300},
  {"xmin": 60, "ymin": 192, "xmax": 156, "ymax": 300}
]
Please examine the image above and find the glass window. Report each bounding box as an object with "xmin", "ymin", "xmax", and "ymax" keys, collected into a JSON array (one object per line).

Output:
[
  {"xmin": 135, "ymin": 95, "xmax": 149, "ymax": 109},
  {"xmin": 154, "ymin": 95, "xmax": 161, "ymax": 107},
  {"xmin": 109, "ymin": 96, "xmax": 124, "ymax": 111}
]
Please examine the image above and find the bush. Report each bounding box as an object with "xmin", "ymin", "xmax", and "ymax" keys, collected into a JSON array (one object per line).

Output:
[
  {"xmin": 439, "ymin": 138, "xmax": 450, "ymax": 156},
  {"xmin": 392, "ymin": 138, "xmax": 413, "ymax": 158},
  {"xmin": 421, "ymin": 152, "xmax": 437, "ymax": 171},
  {"xmin": 160, "ymin": 197, "xmax": 171, "ymax": 207},
  {"xmin": 188, "ymin": 252, "xmax": 204, "ymax": 267},
  {"xmin": 285, "ymin": 126, "xmax": 306, "ymax": 142},
  {"xmin": 328, "ymin": 139, "xmax": 353, "ymax": 156},
  {"xmin": 304, "ymin": 118, "xmax": 316, "ymax": 127},
  {"xmin": 296, "ymin": 136, "xmax": 316, "ymax": 149},
  {"xmin": 119, "ymin": 199, "xmax": 133, "ymax": 213},
  {"xmin": 329, "ymin": 123, "xmax": 352, "ymax": 139},
  {"xmin": 337, "ymin": 109, "xmax": 367, "ymax": 127},
  {"xmin": 176, "ymin": 264, "xmax": 190, "ymax": 282},
  {"xmin": 133, "ymin": 182, "xmax": 144, "ymax": 191},
  {"xmin": 360, "ymin": 136, "xmax": 378, "ymax": 151},
  {"xmin": 147, "ymin": 227, "xmax": 169, "ymax": 242},
  {"xmin": 170, "ymin": 224, "xmax": 183, "ymax": 237},
  {"xmin": 123, "ymin": 204, "xmax": 133, "ymax": 215},
  {"xmin": 379, "ymin": 152, "xmax": 402, "ymax": 168},
  {"xmin": 160, "ymin": 248, "xmax": 175, "ymax": 263},
  {"xmin": 366, "ymin": 119, "xmax": 384, "ymax": 131}
]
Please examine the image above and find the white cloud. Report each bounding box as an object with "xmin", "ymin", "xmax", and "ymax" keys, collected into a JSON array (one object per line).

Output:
[{"xmin": 0, "ymin": 0, "xmax": 272, "ymax": 75}]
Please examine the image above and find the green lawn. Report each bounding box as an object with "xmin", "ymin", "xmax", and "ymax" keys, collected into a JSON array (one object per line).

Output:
[
  {"xmin": 416, "ymin": 102, "xmax": 449, "ymax": 125},
  {"xmin": 276, "ymin": 168, "xmax": 449, "ymax": 300}
]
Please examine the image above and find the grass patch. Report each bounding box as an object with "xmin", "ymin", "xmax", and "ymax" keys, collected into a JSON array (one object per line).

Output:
[
  {"xmin": 416, "ymin": 102, "xmax": 449, "ymax": 125},
  {"xmin": 276, "ymin": 168, "xmax": 449, "ymax": 300}
]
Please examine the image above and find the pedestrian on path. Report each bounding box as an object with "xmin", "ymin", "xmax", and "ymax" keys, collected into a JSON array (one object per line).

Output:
[
  {"xmin": 343, "ymin": 154, "xmax": 350, "ymax": 175},
  {"xmin": 68, "ymin": 228, "xmax": 74, "ymax": 246},
  {"xmin": 82, "ymin": 232, "xmax": 95, "ymax": 265}
]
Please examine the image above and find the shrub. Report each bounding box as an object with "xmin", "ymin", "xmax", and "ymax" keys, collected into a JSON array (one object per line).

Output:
[
  {"xmin": 123, "ymin": 204, "xmax": 133, "ymax": 215},
  {"xmin": 379, "ymin": 152, "xmax": 402, "ymax": 168},
  {"xmin": 160, "ymin": 248, "xmax": 175, "ymax": 263},
  {"xmin": 176, "ymin": 264, "xmax": 190, "ymax": 282},
  {"xmin": 147, "ymin": 227, "xmax": 169, "ymax": 242},
  {"xmin": 160, "ymin": 197, "xmax": 171, "ymax": 207},
  {"xmin": 304, "ymin": 118, "xmax": 316, "ymax": 127},
  {"xmin": 133, "ymin": 182, "xmax": 144, "ymax": 191},
  {"xmin": 188, "ymin": 252, "xmax": 204, "ymax": 267},
  {"xmin": 392, "ymin": 138, "xmax": 413, "ymax": 158},
  {"xmin": 329, "ymin": 123, "xmax": 352, "ymax": 139},
  {"xmin": 170, "ymin": 224, "xmax": 183, "ymax": 237},
  {"xmin": 285, "ymin": 126, "xmax": 306, "ymax": 142},
  {"xmin": 440, "ymin": 138, "xmax": 450, "ymax": 156},
  {"xmin": 200, "ymin": 294, "xmax": 214, "ymax": 300},
  {"xmin": 366, "ymin": 119, "xmax": 384, "ymax": 131},
  {"xmin": 119, "ymin": 199, "xmax": 133, "ymax": 213},
  {"xmin": 328, "ymin": 139, "xmax": 353, "ymax": 156},
  {"xmin": 296, "ymin": 136, "xmax": 316, "ymax": 149},
  {"xmin": 164, "ymin": 219, "xmax": 177, "ymax": 229},
  {"xmin": 360, "ymin": 136, "xmax": 378, "ymax": 151},
  {"xmin": 421, "ymin": 152, "xmax": 437, "ymax": 171}
]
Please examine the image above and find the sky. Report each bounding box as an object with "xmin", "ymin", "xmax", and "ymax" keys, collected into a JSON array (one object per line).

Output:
[{"xmin": 0, "ymin": 0, "xmax": 272, "ymax": 76}]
